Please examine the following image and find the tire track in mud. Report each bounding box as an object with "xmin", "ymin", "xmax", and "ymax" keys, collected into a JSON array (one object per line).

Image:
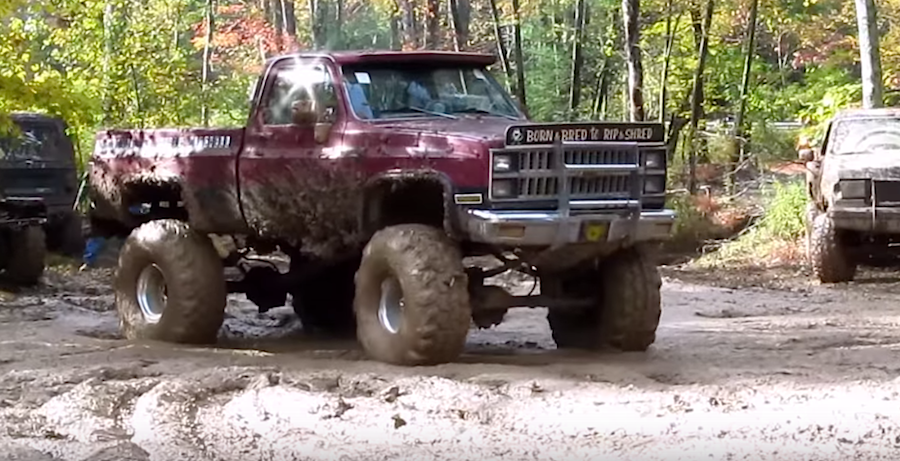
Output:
[{"xmin": 6, "ymin": 367, "xmax": 900, "ymax": 461}]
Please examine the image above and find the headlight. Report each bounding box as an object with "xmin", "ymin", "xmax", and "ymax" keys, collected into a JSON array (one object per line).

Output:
[
  {"xmin": 644, "ymin": 176, "xmax": 665, "ymax": 194},
  {"xmin": 493, "ymin": 153, "xmax": 514, "ymax": 172},
  {"xmin": 491, "ymin": 179, "xmax": 517, "ymax": 198},
  {"xmin": 839, "ymin": 179, "xmax": 869, "ymax": 199},
  {"xmin": 644, "ymin": 152, "xmax": 664, "ymax": 169}
]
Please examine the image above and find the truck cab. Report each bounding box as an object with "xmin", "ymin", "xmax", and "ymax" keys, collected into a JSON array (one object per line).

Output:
[{"xmin": 88, "ymin": 51, "xmax": 676, "ymax": 366}]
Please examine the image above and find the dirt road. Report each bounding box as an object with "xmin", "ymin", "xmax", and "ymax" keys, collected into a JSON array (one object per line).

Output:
[{"xmin": 2, "ymin": 261, "xmax": 900, "ymax": 461}]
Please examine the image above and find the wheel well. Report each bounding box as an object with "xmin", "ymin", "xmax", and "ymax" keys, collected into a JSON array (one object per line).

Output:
[
  {"xmin": 120, "ymin": 181, "xmax": 188, "ymax": 224},
  {"xmin": 363, "ymin": 177, "xmax": 448, "ymax": 235}
]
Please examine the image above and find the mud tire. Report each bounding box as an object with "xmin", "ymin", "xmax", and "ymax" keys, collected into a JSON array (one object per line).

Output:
[
  {"xmin": 547, "ymin": 245, "xmax": 662, "ymax": 351},
  {"xmin": 46, "ymin": 211, "xmax": 84, "ymax": 257},
  {"xmin": 291, "ymin": 257, "xmax": 359, "ymax": 338},
  {"xmin": 4, "ymin": 226, "xmax": 46, "ymax": 285},
  {"xmin": 354, "ymin": 224, "xmax": 471, "ymax": 366},
  {"xmin": 115, "ymin": 219, "xmax": 226, "ymax": 344},
  {"xmin": 809, "ymin": 213, "xmax": 856, "ymax": 283}
]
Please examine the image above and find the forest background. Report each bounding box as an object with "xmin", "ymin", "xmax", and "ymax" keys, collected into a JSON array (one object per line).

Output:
[{"xmin": 0, "ymin": 0, "xmax": 892, "ymax": 265}]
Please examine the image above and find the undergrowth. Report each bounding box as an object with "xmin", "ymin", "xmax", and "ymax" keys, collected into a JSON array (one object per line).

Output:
[{"xmin": 691, "ymin": 178, "xmax": 807, "ymax": 268}]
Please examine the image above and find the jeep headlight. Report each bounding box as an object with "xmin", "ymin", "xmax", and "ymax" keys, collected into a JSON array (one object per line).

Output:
[
  {"xmin": 839, "ymin": 179, "xmax": 869, "ymax": 199},
  {"xmin": 644, "ymin": 176, "xmax": 665, "ymax": 194},
  {"xmin": 492, "ymin": 153, "xmax": 514, "ymax": 172},
  {"xmin": 644, "ymin": 151, "xmax": 664, "ymax": 169},
  {"xmin": 491, "ymin": 179, "xmax": 517, "ymax": 198}
]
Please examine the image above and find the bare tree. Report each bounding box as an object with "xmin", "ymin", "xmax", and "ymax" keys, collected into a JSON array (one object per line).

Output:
[
  {"xmin": 425, "ymin": 0, "xmax": 440, "ymax": 49},
  {"xmin": 687, "ymin": 0, "xmax": 714, "ymax": 194},
  {"xmin": 201, "ymin": 0, "xmax": 215, "ymax": 126},
  {"xmin": 511, "ymin": 0, "xmax": 528, "ymax": 116},
  {"xmin": 489, "ymin": 0, "xmax": 512, "ymax": 87},
  {"xmin": 622, "ymin": 0, "xmax": 644, "ymax": 121},
  {"xmin": 568, "ymin": 0, "xmax": 586, "ymax": 116},
  {"xmin": 728, "ymin": 0, "xmax": 758, "ymax": 194},
  {"xmin": 658, "ymin": 0, "xmax": 679, "ymax": 123},
  {"xmin": 854, "ymin": 0, "xmax": 883, "ymax": 108}
]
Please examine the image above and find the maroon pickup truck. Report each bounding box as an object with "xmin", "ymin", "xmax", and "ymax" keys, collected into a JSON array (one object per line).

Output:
[{"xmin": 88, "ymin": 50, "xmax": 675, "ymax": 366}]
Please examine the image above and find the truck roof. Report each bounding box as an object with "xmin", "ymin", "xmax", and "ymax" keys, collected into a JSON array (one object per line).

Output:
[
  {"xmin": 833, "ymin": 107, "xmax": 900, "ymax": 120},
  {"xmin": 267, "ymin": 50, "xmax": 498, "ymax": 67}
]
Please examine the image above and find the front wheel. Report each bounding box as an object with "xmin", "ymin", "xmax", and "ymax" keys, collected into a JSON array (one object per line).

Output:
[
  {"xmin": 354, "ymin": 224, "xmax": 471, "ymax": 366},
  {"xmin": 547, "ymin": 245, "xmax": 662, "ymax": 351},
  {"xmin": 809, "ymin": 213, "xmax": 856, "ymax": 283},
  {"xmin": 115, "ymin": 219, "xmax": 226, "ymax": 344},
  {"xmin": 4, "ymin": 226, "xmax": 47, "ymax": 285}
]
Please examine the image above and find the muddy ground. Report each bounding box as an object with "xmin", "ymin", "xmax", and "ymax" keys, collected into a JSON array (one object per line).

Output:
[{"xmin": 3, "ymin": 255, "xmax": 900, "ymax": 460}]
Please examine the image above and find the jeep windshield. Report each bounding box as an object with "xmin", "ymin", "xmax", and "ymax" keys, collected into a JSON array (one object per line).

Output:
[
  {"xmin": 340, "ymin": 64, "xmax": 523, "ymax": 121},
  {"xmin": 828, "ymin": 117, "xmax": 900, "ymax": 155},
  {"xmin": 0, "ymin": 122, "xmax": 71, "ymax": 163}
]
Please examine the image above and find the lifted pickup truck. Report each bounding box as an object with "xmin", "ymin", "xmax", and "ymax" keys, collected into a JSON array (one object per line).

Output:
[
  {"xmin": 804, "ymin": 108, "xmax": 900, "ymax": 282},
  {"xmin": 88, "ymin": 50, "xmax": 676, "ymax": 365}
]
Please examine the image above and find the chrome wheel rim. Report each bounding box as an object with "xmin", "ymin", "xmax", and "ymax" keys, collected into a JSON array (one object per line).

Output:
[
  {"xmin": 377, "ymin": 276, "xmax": 404, "ymax": 334},
  {"xmin": 136, "ymin": 264, "xmax": 167, "ymax": 324}
]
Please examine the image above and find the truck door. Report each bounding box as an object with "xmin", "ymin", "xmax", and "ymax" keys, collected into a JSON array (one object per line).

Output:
[{"xmin": 239, "ymin": 57, "xmax": 363, "ymax": 252}]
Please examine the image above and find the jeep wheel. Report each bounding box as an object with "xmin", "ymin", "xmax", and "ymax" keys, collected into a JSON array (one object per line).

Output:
[
  {"xmin": 4, "ymin": 226, "xmax": 47, "ymax": 285},
  {"xmin": 354, "ymin": 224, "xmax": 471, "ymax": 366},
  {"xmin": 47, "ymin": 211, "xmax": 85, "ymax": 257},
  {"xmin": 115, "ymin": 219, "xmax": 226, "ymax": 343},
  {"xmin": 291, "ymin": 256, "xmax": 359, "ymax": 337},
  {"xmin": 809, "ymin": 213, "xmax": 856, "ymax": 283},
  {"xmin": 546, "ymin": 245, "xmax": 662, "ymax": 351}
]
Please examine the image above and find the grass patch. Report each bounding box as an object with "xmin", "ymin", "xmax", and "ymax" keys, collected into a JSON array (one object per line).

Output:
[{"xmin": 691, "ymin": 178, "xmax": 806, "ymax": 268}]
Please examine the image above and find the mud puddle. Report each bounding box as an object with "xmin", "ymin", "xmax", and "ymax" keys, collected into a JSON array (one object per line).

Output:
[{"xmin": 2, "ymin": 263, "xmax": 900, "ymax": 459}]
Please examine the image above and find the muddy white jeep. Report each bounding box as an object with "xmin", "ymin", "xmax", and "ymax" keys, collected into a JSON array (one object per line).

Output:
[{"xmin": 804, "ymin": 108, "xmax": 900, "ymax": 282}]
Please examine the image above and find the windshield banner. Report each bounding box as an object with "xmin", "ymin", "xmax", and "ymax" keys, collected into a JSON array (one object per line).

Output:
[{"xmin": 505, "ymin": 122, "xmax": 665, "ymax": 146}]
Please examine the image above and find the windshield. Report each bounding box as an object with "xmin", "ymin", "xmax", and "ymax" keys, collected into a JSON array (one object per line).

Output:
[
  {"xmin": 340, "ymin": 64, "xmax": 523, "ymax": 120},
  {"xmin": 827, "ymin": 117, "xmax": 900, "ymax": 155},
  {"xmin": 0, "ymin": 121, "xmax": 71, "ymax": 163}
]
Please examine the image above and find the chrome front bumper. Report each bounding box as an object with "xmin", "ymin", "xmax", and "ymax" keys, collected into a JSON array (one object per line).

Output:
[
  {"xmin": 830, "ymin": 206, "xmax": 900, "ymax": 233},
  {"xmin": 464, "ymin": 208, "xmax": 677, "ymax": 247}
]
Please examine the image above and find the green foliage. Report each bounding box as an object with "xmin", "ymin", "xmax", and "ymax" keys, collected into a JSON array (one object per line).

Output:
[{"xmin": 694, "ymin": 178, "xmax": 807, "ymax": 267}]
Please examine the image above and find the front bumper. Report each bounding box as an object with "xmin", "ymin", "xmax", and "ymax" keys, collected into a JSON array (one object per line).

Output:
[
  {"xmin": 830, "ymin": 206, "xmax": 900, "ymax": 233},
  {"xmin": 464, "ymin": 208, "xmax": 676, "ymax": 247}
]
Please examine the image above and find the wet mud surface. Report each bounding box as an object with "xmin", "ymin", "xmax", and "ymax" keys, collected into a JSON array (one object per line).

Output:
[{"xmin": 3, "ymin": 260, "xmax": 900, "ymax": 460}]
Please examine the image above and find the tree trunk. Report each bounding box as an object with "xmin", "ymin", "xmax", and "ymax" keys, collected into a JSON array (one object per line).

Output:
[
  {"xmin": 400, "ymin": 0, "xmax": 419, "ymax": 49},
  {"xmin": 489, "ymin": 0, "xmax": 512, "ymax": 88},
  {"xmin": 728, "ymin": 0, "xmax": 758, "ymax": 194},
  {"xmin": 592, "ymin": 59, "xmax": 609, "ymax": 119},
  {"xmin": 201, "ymin": 0, "xmax": 215, "ymax": 127},
  {"xmin": 511, "ymin": 0, "xmax": 528, "ymax": 116},
  {"xmin": 270, "ymin": 0, "xmax": 284, "ymax": 51},
  {"xmin": 687, "ymin": 0, "xmax": 714, "ymax": 194},
  {"xmin": 622, "ymin": 0, "xmax": 644, "ymax": 121},
  {"xmin": 308, "ymin": 0, "xmax": 321, "ymax": 48},
  {"xmin": 425, "ymin": 0, "xmax": 440, "ymax": 49},
  {"xmin": 448, "ymin": 0, "xmax": 469, "ymax": 51},
  {"xmin": 335, "ymin": 0, "xmax": 344, "ymax": 49},
  {"xmin": 854, "ymin": 0, "xmax": 883, "ymax": 108},
  {"xmin": 658, "ymin": 5, "xmax": 679, "ymax": 123},
  {"xmin": 102, "ymin": 1, "xmax": 115, "ymax": 125},
  {"xmin": 283, "ymin": 0, "xmax": 297, "ymax": 48},
  {"xmin": 390, "ymin": 11, "xmax": 402, "ymax": 50},
  {"xmin": 568, "ymin": 0, "xmax": 586, "ymax": 117}
]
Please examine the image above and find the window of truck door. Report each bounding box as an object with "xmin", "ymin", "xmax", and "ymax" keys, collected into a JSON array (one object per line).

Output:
[{"xmin": 260, "ymin": 58, "xmax": 339, "ymax": 128}]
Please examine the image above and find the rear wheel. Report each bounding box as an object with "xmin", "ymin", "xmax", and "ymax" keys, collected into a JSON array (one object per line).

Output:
[
  {"xmin": 115, "ymin": 219, "xmax": 226, "ymax": 343},
  {"xmin": 546, "ymin": 245, "xmax": 662, "ymax": 351},
  {"xmin": 291, "ymin": 256, "xmax": 359, "ymax": 337},
  {"xmin": 46, "ymin": 211, "xmax": 84, "ymax": 257},
  {"xmin": 354, "ymin": 224, "xmax": 471, "ymax": 366},
  {"xmin": 4, "ymin": 226, "xmax": 47, "ymax": 285}
]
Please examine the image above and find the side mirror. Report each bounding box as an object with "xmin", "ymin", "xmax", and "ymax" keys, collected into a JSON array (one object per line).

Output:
[{"xmin": 798, "ymin": 148, "xmax": 814, "ymax": 162}]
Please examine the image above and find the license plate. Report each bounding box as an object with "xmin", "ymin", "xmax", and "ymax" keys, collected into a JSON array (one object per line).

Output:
[{"xmin": 582, "ymin": 222, "xmax": 608, "ymax": 242}]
